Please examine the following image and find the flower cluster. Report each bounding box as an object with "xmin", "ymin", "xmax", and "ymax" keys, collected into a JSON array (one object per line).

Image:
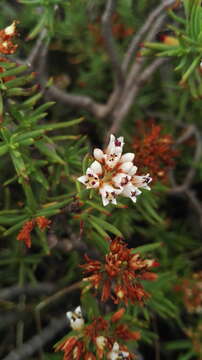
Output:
[
  {"xmin": 132, "ymin": 121, "xmax": 179, "ymax": 183},
  {"xmin": 175, "ymin": 272, "xmax": 202, "ymax": 314},
  {"xmin": 0, "ymin": 21, "xmax": 18, "ymax": 55},
  {"xmin": 81, "ymin": 237, "xmax": 158, "ymax": 305},
  {"xmin": 186, "ymin": 322, "xmax": 202, "ymax": 358},
  {"xmin": 55, "ymin": 306, "xmax": 140, "ymax": 360},
  {"xmin": 17, "ymin": 216, "xmax": 51, "ymax": 248},
  {"xmin": 78, "ymin": 134, "xmax": 152, "ymax": 206}
]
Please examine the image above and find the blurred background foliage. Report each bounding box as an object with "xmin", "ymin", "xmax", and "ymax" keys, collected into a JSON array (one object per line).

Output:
[{"xmin": 0, "ymin": 1, "xmax": 202, "ymax": 360}]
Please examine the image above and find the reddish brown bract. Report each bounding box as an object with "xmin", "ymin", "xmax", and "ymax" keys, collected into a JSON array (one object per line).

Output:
[
  {"xmin": 81, "ymin": 237, "xmax": 158, "ymax": 305},
  {"xmin": 132, "ymin": 121, "xmax": 179, "ymax": 183},
  {"xmin": 55, "ymin": 313, "xmax": 138, "ymax": 360},
  {"xmin": 17, "ymin": 216, "xmax": 51, "ymax": 248},
  {"xmin": 17, "ymin": 220, "xmax": 34, "ymax": 248},
  {"xmin": 0, "ymin": 21, "xmax": 18, "ymax": 55}
]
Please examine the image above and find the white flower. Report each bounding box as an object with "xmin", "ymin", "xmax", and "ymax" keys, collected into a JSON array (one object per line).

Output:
[
  {"xmin": 107, "ymin": 342, "xmax": 130, "ymax": 360},
  {"xmin": 77, "ymin": 134, "xmax": 152, "ymax": 206},
  {"xmin": 66, "ymin": 306, "xmax": 84, "ymax": 331}
]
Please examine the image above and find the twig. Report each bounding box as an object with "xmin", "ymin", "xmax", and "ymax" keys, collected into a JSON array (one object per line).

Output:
[
  {"xmin": 3, "ymin": 317, "xmax": 67, "ymax": 360},
  {"xmin": 107, "ymin": 58, "xmax": 166, "ymax": 136},
  {"xmin": 123, "ymin": 0, "xmax": 176, "ymax": 71},
  {"xmin": 139, "ymin": 58, "xmax": 166, "ymax": 83},
  {"xmin": 0, "ymin": 283, "xmax": 55, "ymax": 300},
  {"xmin": 102, "ymin": 0, "xmax": 124, "ymax": 85},
  {"xmin": 185, "ymin": 189, "xmax": 202, "ymax": 227},
  {"xmin": 27, "ymin": 29, "xmax": 47, "ymax": 66},
  {"xmin": 169, "ymin": 125, "xmax": 202, "ymax": 192},
  {"xmin": 46, "ymin": 85, "xmax": 106, "ymax": 118},
  {"xmin": 36, "ymin": 281, "xmax": 82, "ymax": 312},
  {"xmin": 168, "ymin": 124, "xmax": 202, "ymax": 226}
]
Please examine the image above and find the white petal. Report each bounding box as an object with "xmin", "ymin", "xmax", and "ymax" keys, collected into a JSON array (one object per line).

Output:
[
  {"xmin": 113, "ymin": 342, "xmax": 119, "ymax": 352},
  {"xmin": 94, "ymin": 148, "xmax": 104, "ymax": 162},
  {"xmin": 115, "ymin": 136, "xmax": 124, "ymax": 155},
  {"xmin": 120, "ymin": 152, "xmax": 135, "ymax": 163},
  {"xmin": 119, "ymin": 351, "xmax": 130, "ymax": 358},
  {"xmin": 101, "ymin": 195, "xmax": 109, "ymax": 207},
  {"xmin": 71, "ymin": 318, "xmax": 84, "ymax": 331},
  {"xmin": 105, "ymin": 153, "xmax": 119, "ymax": 169},
  {"xmin": 5, "ymin": 22, "xmax": 16, "ymax": 35},
  {"xmin": 99, "ymin": 184, "xmax": 121, "ymax": 206},
  {"xmin": 75, "ymin": 306, "xmax": 82, "ymax": 316},
  {"xmin": 77, "ymin": 175, "xmax": 88, "ymax": 185},
  {"xmin": 66, "ymin": 311, "xmax": 73, "ymax": 321},
  {"xmin": 89, "ymin": 160, "xmax": 103, "ymax": 175},
  {"xmin": 132, "ymin": 173, "xmax": 152, "ymax": 190},
  {"xmin": 106, "ymin": 135, "xmax": 124, "ymax": 157},
  {"xmin": 112, "ymin": 173, "xmax": 130, "ymax": 187},
  {"xmin": 119, "ymin": 161, "xmax": 133, "ymax": 173},
  {"xmin": 122, "ymin": 183, "xmax": 142, "ymax": 202},
  {"xmin": 79, "ymin": 168, "xmax": 100, "ymax": 189},
  {"xmin": 111, "ymin": 197, "xmax": 117, "ymax": 205},
  {"xmin": 128, "ymin": 165, "xmax": 137, "ymax": 176},
  {"xmin": 106, "ymin": 134, "xmax": 116, "ymax": 155}
]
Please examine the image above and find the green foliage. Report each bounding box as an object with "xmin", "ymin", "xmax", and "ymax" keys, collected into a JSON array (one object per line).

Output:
[
  {"xmin": 0, "ymin": 1, "xmax": 201, "ymax": 360},
  {"xmin": 144, "ymin": 0, "xmax": 202, "ymax": 98}
]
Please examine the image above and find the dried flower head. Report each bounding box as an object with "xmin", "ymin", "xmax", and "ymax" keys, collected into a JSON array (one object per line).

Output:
[
  {"xmin": 36, "ymin": 216, "xmax": 51, "ymax": 231},
  {"xmin": 186, "ymin": 322, "xmax": 202, "ymax": 358},
  {"xmin": 0, "ymin": 21, "xmax": 18, "ymax": 55},
  {"xmin": 176, "ymin": 271, "xmax": 202, "ymax": 314},
  {"xmin": 81, "ymin": 237, "xmax": 158, "ymax": 305},
  {"xmin": 132, "ymin": 120, "xmax": 179, "ymax": 183},
  {"xmin": 78, "ymin": 134, "xmax": 152, "ymax": 206},
  {"xmin": 17, "ymin": 220, "xmax": 34, "ymax": 248},
  {"xmin": 17, "ymin": 216, "xmax": 51, "ymax": 248},
  {"xmin": 55, "ymin": 309, "xmax": 137, "ymax": 360},
  {"xmin": 88, "ymin": 14, "xmax": 134, "ymax": 49}
]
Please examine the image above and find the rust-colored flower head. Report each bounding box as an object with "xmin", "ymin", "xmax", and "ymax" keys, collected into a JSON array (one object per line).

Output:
[
  {"xmin": 0, "ymin": 21, "xmax": 18, "ymax": 55},
  {"xmin": 55, "ymin": 309, "xmax": 137, "ymax": 360},
  {"xmin": 36, "ymin": 216, "xmax": 51, "ymax": 231},
  {"xmin": 111, "ymin": 308, "xmax": 125, "ymax": 323},
  {"xmin": 132, "ymin": 120, "xmax": 179, "ymax": 183},
  {"xmin": 81, "ymin": 237, "xmax": 159, "ymax": 305},
  {"xmin": 17, "ymin": 220, "xmax": 34, "ymax": 248},
  {"xmin": 176, "ymin": 272, "xmax": 202, "ymax": 314},
  {"xmin": 17, "ymin": 216, "xmax": 51, "ymax": 248}
]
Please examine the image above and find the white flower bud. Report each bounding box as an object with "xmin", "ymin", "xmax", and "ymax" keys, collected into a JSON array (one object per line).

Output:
[{"xmin": 66, "ymin": 306, "xmax": 84, "ymax": 331}]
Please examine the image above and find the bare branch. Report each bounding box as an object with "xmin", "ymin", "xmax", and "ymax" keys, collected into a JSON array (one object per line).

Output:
[
  {"xmin": 27, "ymin": 29, "xmax": 47, "ymax": 66},
  {"xmin": 169, "ymin": 125, "xmax": 202, "ymax": 192},
  {"xmin": 123, "ymin": 0, "xmax": 176, "ymax": 71},
  {"xmin": 107, "ymin": 58, "xmax": 166, "ymax": 136},
  {"xmin": 102, "ymin": 0, "xmax": 124, "ymax": 85},
  {"xmin": 139, "ymin": 58, "xmax": 166, "ymax": 83},
  {"xmin": 0, "ymin": 283, "xmax": 55, "ymax": 300},
  {"xmin": 46, "ymin": 85, "xmax": 106, "ymax": 118},
  {"xmin": 3, "ymin": 317, "xmax": 67, "ymax": 360},
  {"xmin": 36, "ymin": 281, "xmax": 81, "ymax": 312},
  {"xmin": 185, "ymin": 189, "xmax": 202, "ymax": 227}
]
